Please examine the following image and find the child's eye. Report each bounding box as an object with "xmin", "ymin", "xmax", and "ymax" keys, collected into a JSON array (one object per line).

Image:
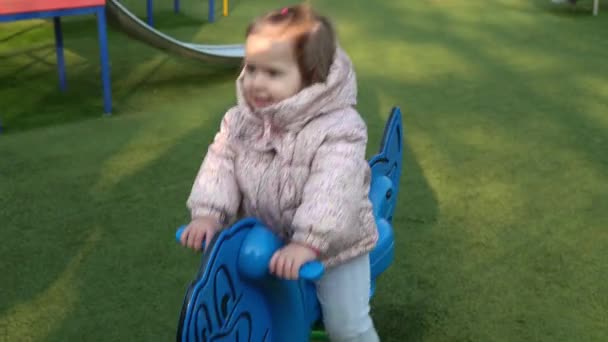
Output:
[
  {"xmin": 245, "ymin": 64, "xmax": 256, "ymax": 73},
  {"xmin": 268, "ymin": 69, "xmax": 281, "ymax": 77}
]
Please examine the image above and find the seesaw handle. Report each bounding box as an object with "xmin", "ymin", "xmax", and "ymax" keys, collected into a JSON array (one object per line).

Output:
[
  {"xmin": 175, "ymin": 225, "xmax": 188, "ymax": 243},
  {"xmin": 175, "ymin": 225, "xmax": 324, "ymax": 281},
  {"xmin": 298, "ymin": 261, "xmax": 324, "ymax": 281},
  {"xmin": 175, "ymin": 225, "xmax": 205, "ymax": 250}
]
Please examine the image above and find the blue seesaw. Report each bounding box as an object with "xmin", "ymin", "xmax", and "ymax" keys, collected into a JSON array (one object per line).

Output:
[{"xmin": 174, "ymin": 107, "xmax": 403, "ymax": 341}]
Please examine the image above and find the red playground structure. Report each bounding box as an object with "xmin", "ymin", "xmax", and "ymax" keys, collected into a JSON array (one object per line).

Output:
[{"xmin": 0, "ymin": 0, "xmax": 112, "ymax": 113}]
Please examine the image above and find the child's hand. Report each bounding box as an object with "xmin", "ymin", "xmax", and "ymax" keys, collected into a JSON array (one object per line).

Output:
[
  {"xmin": 180, "ymin": 216, "xmax": 222, "ymax": 251},
  {"xmin": 269, "ymin": 242, "xmax": 318, "ymax": 280}
]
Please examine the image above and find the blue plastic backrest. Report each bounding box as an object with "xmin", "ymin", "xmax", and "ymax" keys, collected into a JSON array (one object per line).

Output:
[
  {"xmin": 368, "ymin": 107, "xmax": 403, "ymax": 223},
  {"xmin": 367, "ymin": 107, "xmax": 402, "ymax": 287}
]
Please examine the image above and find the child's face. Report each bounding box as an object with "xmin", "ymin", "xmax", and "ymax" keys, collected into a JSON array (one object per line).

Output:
[{"xmin": 243, "ymin": 32, "xmax": 303, "ymax": 110}]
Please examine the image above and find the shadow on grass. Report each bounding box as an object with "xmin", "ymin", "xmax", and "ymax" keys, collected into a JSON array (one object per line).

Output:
[
  {"xmin": 319, "ymin": 0, "xmax": 608, "ymax": 340},
  {"xmin": 0, "ymin": 82, "xmax": 237, "ymax": 340},
  {"xmin": 0, "ymin": 13, "xmax": 240, "ymax": 133},
  {"xmin": 0, "ymin": 22, "xmax": 46, "ymax": 43}
]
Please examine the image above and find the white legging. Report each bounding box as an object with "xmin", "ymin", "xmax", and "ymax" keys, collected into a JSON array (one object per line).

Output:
[{"xmin": 316, "ymin": 253, "xmax": 380, "ymax": 342}]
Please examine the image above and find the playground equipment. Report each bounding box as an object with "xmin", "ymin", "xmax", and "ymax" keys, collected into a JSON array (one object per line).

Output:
[
  {"xmin": 0, "ymin": 0, "xmax": 243, "ymax": 118},
  {"xmin": 144, "ymin": 0, "xmax": 230, "ymax": 26},
  {"xmin": 551, "ymin": 0, "xmax": 600, "ymax": 15},
  {"xmin": 0, "ymin": 0, "xmax": 112, "ymax": 113},
  {"xmin": 106, "ymin": 0, "xmax": 244, "ymax": 64},
  {"xmin": 174, "ymin": 107, "xmax": 403, "ymax": 341}
]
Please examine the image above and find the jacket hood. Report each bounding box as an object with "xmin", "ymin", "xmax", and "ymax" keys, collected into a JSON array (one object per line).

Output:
[{"xmin": 235, "ymin": 47, "xmax": 357, "ymax": 133}]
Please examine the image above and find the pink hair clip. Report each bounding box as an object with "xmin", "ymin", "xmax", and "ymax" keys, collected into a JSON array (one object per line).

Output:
[{"xmin": 280, "ymin": 7, "xmax": 289, "ymax": 15}]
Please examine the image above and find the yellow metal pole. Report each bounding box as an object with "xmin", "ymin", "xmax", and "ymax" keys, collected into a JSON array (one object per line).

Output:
[{"xmin": 223, "ymin": 0, "xmax": 228, "ymax": 16}]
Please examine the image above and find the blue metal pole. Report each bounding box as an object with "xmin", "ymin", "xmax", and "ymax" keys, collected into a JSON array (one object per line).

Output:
[
  {"xmin": 96, "ymin": 7, "xmax": 112, "ymax": 114},
  {"xmin": 53, "ymin": 16, "xmax": 67, "ymax": 91},
  {"xmin": 147, "ymin": 0, "xmax": 154, "ymax": 26},
  {"xmin": 208, "ymin": 0, "xmax": 215, "ymax": 22},
  {"xmin": 174, "ymin": 0, "xmax": 180, "ymax": 13}
]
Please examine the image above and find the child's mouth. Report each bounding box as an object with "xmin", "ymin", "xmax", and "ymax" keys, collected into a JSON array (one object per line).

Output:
[{"xmin": 251, "ymin": 96, "xmax": 273, "ymax": 108}]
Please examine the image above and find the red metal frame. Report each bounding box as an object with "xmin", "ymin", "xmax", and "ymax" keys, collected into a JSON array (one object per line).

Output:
[{"xmin": 0, "ymin": 0, "xmax": 106, "ymax": 15}]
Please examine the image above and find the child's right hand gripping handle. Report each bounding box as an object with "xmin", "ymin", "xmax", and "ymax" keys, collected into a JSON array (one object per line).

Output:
[
  {"xmin": 175, "ymin": 224, "xmax": 324, "ymax": 281},
  {"xmin": 175, "ymin": 225, "xmax": 206, "ymax": 250},
  {"xmin": 238, "ymin": 224, "xmax": 325, "ymax": 281}
]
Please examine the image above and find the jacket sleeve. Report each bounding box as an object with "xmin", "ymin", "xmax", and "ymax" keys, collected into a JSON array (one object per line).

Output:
[
  {"xmin": 290, "ymin": 116, "xmax": 371, "ymax": 256},
  {"xmin": 186, "ymin": 108, "xmax": 241, "ymax": 225}
]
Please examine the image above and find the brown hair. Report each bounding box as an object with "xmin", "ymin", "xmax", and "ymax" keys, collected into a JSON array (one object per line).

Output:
[{"xmin": 246, "ymin": 4, "xmax": 337, "ymax": 86}]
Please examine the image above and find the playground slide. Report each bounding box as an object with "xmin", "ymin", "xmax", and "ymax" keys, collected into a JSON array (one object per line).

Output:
[{"xmin": 106, "ymin": 0, "xmax": 244, "ymax": 65}]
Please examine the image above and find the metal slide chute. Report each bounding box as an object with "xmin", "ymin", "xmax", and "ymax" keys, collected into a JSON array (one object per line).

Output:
[{"xmin": 106, "ymin": 0, "xmax": 244, "ymax": 65}]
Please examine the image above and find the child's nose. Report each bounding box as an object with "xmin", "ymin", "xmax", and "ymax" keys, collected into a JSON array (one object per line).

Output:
[{"xmin": 251, "ymin": 72, "xmax": 266, "ymax": 90}]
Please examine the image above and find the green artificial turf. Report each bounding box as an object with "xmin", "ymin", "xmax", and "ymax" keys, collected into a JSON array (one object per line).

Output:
[{"xmin": 1, "ymin": 0, "xmax": 607, "ymax": 341}]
